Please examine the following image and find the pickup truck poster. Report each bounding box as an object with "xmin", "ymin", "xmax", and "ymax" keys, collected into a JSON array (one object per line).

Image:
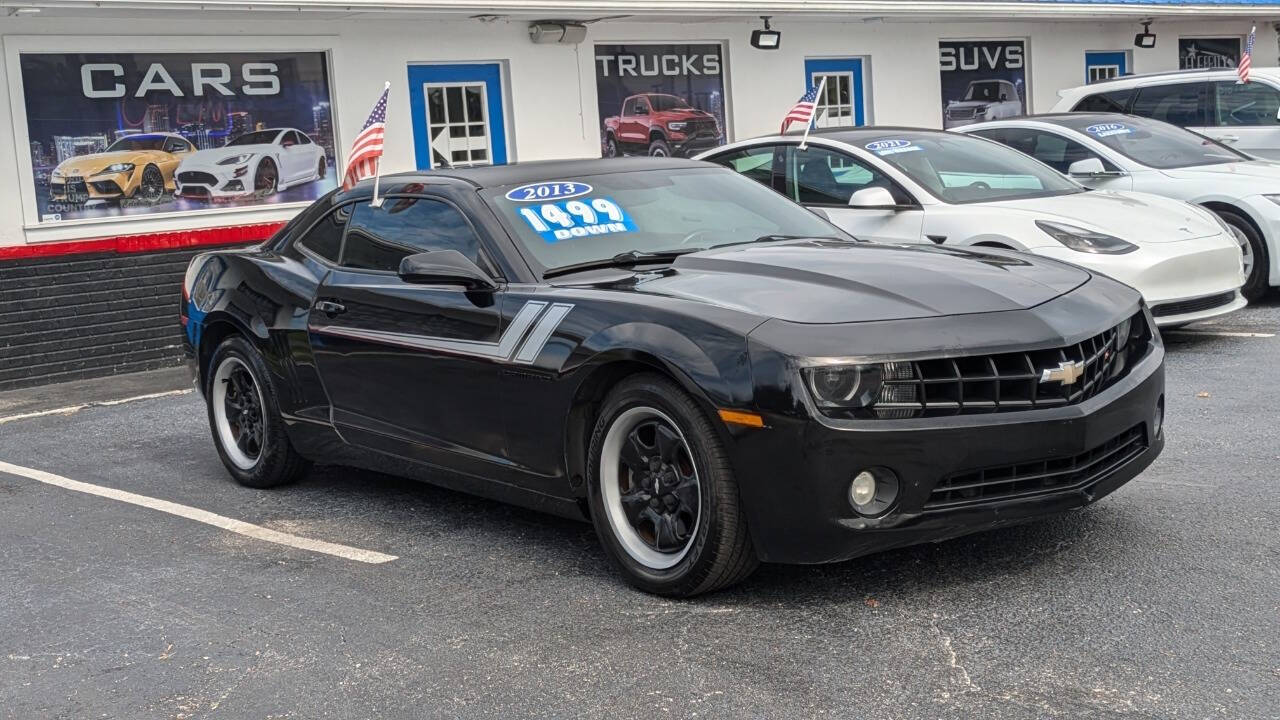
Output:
[
  {"xmin": 594, "ymin": 43, "xmax": 727, "ymax": 158},
  {"xmin": 19, "ymin": 51, "xmax": 338, "ymax": 224},
  {"xmin": 939, "ymin": 40, "xmax": 1028, "ymax": 129}
]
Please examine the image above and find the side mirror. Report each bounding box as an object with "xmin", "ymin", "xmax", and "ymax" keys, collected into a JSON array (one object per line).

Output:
[
  {"xmin": 398, "ymin": 250, "xmax": 498, "ymax": 291},
  {"xmin": 848, "ymin": 186, "xmax": 898, "ymax": 210},
  {"xmin": 1067, "ymin": 157, "xmax": 1108, "ymax": 176},
  {"xmin": 999, "ymin": 93, "xmax": 1008, "ymax": 101}
]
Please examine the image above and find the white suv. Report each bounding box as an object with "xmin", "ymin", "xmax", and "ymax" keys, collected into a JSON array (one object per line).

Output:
[{"xmin": 1051, "ymin": 68, "xmax": 1280, "ymax": 160}]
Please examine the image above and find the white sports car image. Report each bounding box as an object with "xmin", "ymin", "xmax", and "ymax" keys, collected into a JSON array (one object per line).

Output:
[
  {"xmin": 699, "ymin": 128, "xmax": 1246, "ymax": 327},
  {"xmin": 959, "ymin": 113, "xmax": 1278, "ymax": 299},
  {"xmin": 175, "ymin": 128, "xmax": 327, "ymax": 200}
]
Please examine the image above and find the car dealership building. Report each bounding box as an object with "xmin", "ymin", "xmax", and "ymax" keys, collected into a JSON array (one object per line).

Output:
[{"xmin": 0, "ymin": 0, "xmax": 1275, "ymax": 389}]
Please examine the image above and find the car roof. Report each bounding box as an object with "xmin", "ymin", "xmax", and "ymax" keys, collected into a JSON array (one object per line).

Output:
[
  {"xmin": 1066, "ymin": 66, "xmax": 1280, "ymax": 91},
  {"xmin": 808, "ymin": 127, "xmax": 951, "ymax": 143},
  {"xmin": 391, "ymin": 157, "xmax": 711, "ymax": 189}
]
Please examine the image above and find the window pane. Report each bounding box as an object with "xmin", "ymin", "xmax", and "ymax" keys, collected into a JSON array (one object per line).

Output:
[
  {"xmin": 451, "ymin": 150, "xmax": 468, "ymax": 162},
  {"xmin": 468, "ymin": 123, "xmax": 486, "ymax": 137},
  {"xmin": 1073, "ymin": 89, "xmax": 1132, "ymax": 113},
  {"xmin": 785, "ymin": 146, "xmax": 909, "ymax": 205},
  {"xmin": 465, "ymin": 86, "xmax": 485, "ymax": 123},
  {"xmin": 297, "ymin": 204, "xmax": 350, "ymax": 262},
  {"xmin": 446, "ymin": 86, "xmax": 464, "ymax": 124},
  {"xmin": 1131, "ymin": 83, "xmax": 1207, "ymax": 126},
  {"xmin": 1215, "ymin": 81, "xmax": 1280, "ymax": 126},
  {"xmin": 471, "ymin": 149, "xmax": 488, "ymax": 161},
  {"xmin": 427, "ymin": 87, "xmax": 445, "ymax": 124},
  {"xmin": 449, "ymin": 126, "xmax": 466, "ymax": 138},
  {"xmin": 342, "ymin": 197, "xmax": 486, "ymax": 272},
  {"xmin": 705, "ymin": 146, "xmax": 776, "ymax": 186}
]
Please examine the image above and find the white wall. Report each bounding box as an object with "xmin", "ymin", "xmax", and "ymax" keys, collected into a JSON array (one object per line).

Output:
[{"xmin": 0, "ymin": 13, "xmax": 1267, "ymax": 248}]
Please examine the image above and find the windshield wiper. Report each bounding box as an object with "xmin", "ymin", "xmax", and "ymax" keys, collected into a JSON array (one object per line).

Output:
[
  {"xmin": 542, "ymin": 249, "xmax": 703, "ymax": 279},
  {"xmin": 711, "ymin": 234, "xmax": 847, "ymax": 250}
]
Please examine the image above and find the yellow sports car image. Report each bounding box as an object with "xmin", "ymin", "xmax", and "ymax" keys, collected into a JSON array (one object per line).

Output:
[{"xmin": 49, "ymin": 133, "xmax": 195, "ymax": 205}]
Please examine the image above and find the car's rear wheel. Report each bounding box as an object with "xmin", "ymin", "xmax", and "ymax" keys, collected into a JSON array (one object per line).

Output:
[
  {"xmin": 604, "ymin": 135, "xmax": 619, "ymax": 158},
  {"xmin": 138, "ymin": 165, "xmax": 165, "ymax": 204},
  {"xmin": 317, "ymin": 157, "xmax": 327, "ymax": 179},
  {"xmin": 587, "ymin": 373, "xmax": 757, "ymax": 597},
  {"xmin": 647, "ymin": 139, "xmax": 671, "ymax": 157},
  {"xmin": 206, "ymin": 336, "xmax": 310, "ymax": 488},
  {"xmin": 1214, "ymin": 208, "xmax": 1269, "ymax": 300},
  {"xmin": 254, "ymin": 160, "xmax": 278, "ymax": 197}
]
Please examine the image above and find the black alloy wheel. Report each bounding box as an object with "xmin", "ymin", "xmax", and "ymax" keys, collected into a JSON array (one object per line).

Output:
[
  {"xmin": 647, "ymin": 139, "xmax": 671, "ymax": 157},
  {"xmin": 138, "ymin": 165, "xmax": 165, "ymax": 204},
  {"xmin": 587, "ymin": 373, "xmax": 757, "ymax": 597}
]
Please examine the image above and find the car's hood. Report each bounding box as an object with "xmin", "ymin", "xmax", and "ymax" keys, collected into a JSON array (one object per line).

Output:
[
  {"xmin": 621, "ymin": 240, "xmax": 1090, "ymax": 324},
  {"xmin": 185, "ymin": 145, "xmax": 273, "ymax": 164},
  {"xmin": 55, "ymin": 151, "xmax": 148, "ymax": 175},
  {"xmin": 985, "ymin": 190, "xmax": 1221, "ymax": 242},
  {"xmin": 658, "ymin": 108, "xmax": 714, "ymax": 119},
  {"xmin": 1160, "ymin": 159, "xmax": 1280, "ymax": 184},
  {"xmin": 947, "ymin": 100, "xmax": 992, "ymax": 109}
]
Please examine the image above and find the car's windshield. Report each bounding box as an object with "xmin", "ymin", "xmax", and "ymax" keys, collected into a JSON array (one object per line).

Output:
[
  {"xmin": 484, "ymin": 167, "xmax": 851, "ymax": 272},
  {"xmin": 965, "ymin": 82, "xmax": 1007, "ymax": 102},
  {"xmin": 648, "ymin": 95, "xmax": 692, "ymax": 111},
  {"xmin": 106, "ymin": 136, "xmax": 167, "ymax": 152},
  {"xmin": 859, "ymin": 132, "xmax": 1083, "ymax": 204},
  {"xmin": 1051, "ymin": 116, "xmax": 1246, "ymax": 169},
  {"xmin": 226, "ymin": 130, "xmax": 280, "ymax": 147}
]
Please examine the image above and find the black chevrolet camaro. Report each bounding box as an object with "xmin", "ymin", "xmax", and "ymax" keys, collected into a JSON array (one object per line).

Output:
[{"xmin": 181, "ymin": 157, "xmax": 1165, "ymax": 596}]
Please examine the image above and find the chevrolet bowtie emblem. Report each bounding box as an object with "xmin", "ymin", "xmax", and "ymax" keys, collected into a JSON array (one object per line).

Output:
[{"xmin": 1040, "ymin": 360, "xmax": 1085, "ymax": 385}]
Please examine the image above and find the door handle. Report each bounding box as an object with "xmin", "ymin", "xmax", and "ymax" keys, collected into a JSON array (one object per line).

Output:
[
  {"xmin": 1218, "ymin": 135, "xmax": 1240, "ymax": 144},
  {"xmin": 314, "ymin": 300, "xmax": 346, "ymax": 315}
]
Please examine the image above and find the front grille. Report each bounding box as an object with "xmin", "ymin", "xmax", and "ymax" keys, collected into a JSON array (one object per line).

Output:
[
  {"xmin": 178, "ymin": 171, "xmax": 218, "ymax": 186},
  {"xmin": 925, "ymin": 425, "xmax": 1148, "ymax": 511},
  {"xmin": 1150, "ymin": 291, "xmax": 1235, "ymax": 319},
  {"xmin": 683, "ymin": 119, "xmax": 719, "ymax": 135},
  {"xmin": 947, "ymin": 107, "xmax": 978, "ymax": 120},
  {"xmin": 870, "ymin": 311, "xmax": 1151, "ymax": 419},
  {"xmin": 90, "ymin": 180, "xmax": 122, "ymax": 195}
]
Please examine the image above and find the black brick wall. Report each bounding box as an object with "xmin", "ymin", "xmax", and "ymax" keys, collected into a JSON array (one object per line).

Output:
[{"xmin": 0, "ymin": 246, "xmax": 246, "ymax": 392}]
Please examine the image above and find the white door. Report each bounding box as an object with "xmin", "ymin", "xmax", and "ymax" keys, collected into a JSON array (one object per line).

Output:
[
  {"xmin": 279, "ymin": 131, "xmax": 311, "ymax": 183},
  {"xmin": 1204, "ymin": 80, "xmax": 1280, "ymax": 160},
  {"xmin": 781, "ymin": 145, "xmax": 924, "ymax": 243}
]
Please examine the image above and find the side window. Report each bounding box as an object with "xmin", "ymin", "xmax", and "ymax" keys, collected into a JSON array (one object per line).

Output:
[
  {"xmin": 1072, "ymin": 88, "xmax": 1133, "ymax": 113},
  {"xmin": 1131, "ymin": 82, "xmax": 1209, "ymax": 126},
  {"xmin": 164, "ymin": 137, "xmax": 190, "ymax": 153},
  {"xmin": 706, "ymin": 146, "xmax": 778, "ymax": 188},
  {"xmin": 1213, "ymin": 81, "xmax": 1280, "ymax": 126},
  {"xmin": 295, "ymin": 132, "xmax": 314, "ymax": 145},
  {"xmin": 783, "ymin": 146, "xmax": 913, "ymax": 206},
  {"xmin": 630, "ymin": 97, "xmax": 649, "ymax": 115},
  {"xmin": 341, "ymin": 197, "xmax": 488, "ymax": 273},
  {"xmin": 282, "ymin": 131, "xmax": 300, "ymax": 147},
  {"xmin": 296, "ymin": 204, "xmax": 352, "ymax": 263},
  {"xmin": 1025, "ymin": 130, "xmax": 1116, "ymax": 173}
]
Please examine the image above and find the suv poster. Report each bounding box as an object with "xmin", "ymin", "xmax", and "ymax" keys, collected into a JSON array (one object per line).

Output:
[
  {"xmin": 939, "ymin": 40, "xmax": 1028, "ymax": 129},
  {"xmin": 594, "ymin": 43, "xmax": 727, "ymax": 159},
  {"xmin": 19, "ymin": 51, "xmax": 338, "ymax": 224}
]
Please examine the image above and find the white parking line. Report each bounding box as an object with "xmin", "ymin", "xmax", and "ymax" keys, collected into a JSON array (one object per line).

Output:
[
  {"xmin": 1163, "ymin": 330, "xmax": 1275, "ymax": 338},
  {"xmin": 0, "ymin": 389, "xmax": 193, "ymax": 425},
  {"xmin": 0, "ymin": 460, "xmax": 397, "ymax": 564}
]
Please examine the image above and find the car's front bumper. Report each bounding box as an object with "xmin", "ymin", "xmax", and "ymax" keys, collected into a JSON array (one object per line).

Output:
[
  {"xmin": 175, "ymin": 162, "xmax": 253, "ymax": 199},
  {"xmin": 729, "ymin": 338, "xmax": 1165, "ymax": 565},
  {"xmin": 669, "ymin": 133, "xmax": 723, "ymax": 157}
]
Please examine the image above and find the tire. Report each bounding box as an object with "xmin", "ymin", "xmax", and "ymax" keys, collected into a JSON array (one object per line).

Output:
[
  {"xmin": 205, "ymin": 335, "xmax": 310, "ymax": 488},
  {"xmin": 647, "ymin": 139, "xmax": 671, "ymax": 157},
  {"xmin": 254, "ymin": 159, "xmax": 278, "ymax": 197},
  {"xmin": 317, "ymin": 158, "xmax": 327, "ymax": 179},
  {"xmin": 1214, "ymin": 209, "xmax": 1269, "ymax": 300},
  {"xmin": 604, "ymin": 135, "xmax": 619, "ymax": 158},
  {"xmin": 586, "ymin": 373, "xmax": 757, "ymax": 597},
  {"xmin": 137, "ymin": 164, "xmax": 165, "ymax": 204}
]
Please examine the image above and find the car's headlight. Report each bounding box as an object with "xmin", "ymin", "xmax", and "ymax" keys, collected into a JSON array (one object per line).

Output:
[
  {"xmin": 667, "ymin": 122, "xmax": 687, "ymax": 131},
  {"xmin": 103, "ymin": 163, "xmax": 134, "ymax": 174},
  {"xmin": 803, "ymin": 364, "xmax": 884, "ymax": 409},
  {"xmin": 217, "ymin": 154, "xmax": 254, "ymax": 165},
  {"xmin": 1035, "ymin": 220, "xmax": 1137, "ymax": 254}
]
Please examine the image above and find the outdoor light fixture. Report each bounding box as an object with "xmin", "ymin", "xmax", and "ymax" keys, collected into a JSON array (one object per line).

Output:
[
  {"xmin": 751, "ymin": 16, "xmax": 781, "ymax": 50},
  {"xmin": 529, "ymin": 21, "xmax": 587, "ymax": 45},
  {"xmin": 848, "ymin": 467, "xmax": 899, "ymax": 517},
  {"xmin": 1134, "ymin": 21, "xmax": 1157, "ymax": 49}
]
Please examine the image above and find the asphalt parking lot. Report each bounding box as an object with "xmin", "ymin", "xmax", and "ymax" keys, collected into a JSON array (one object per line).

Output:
[{"xmin": 1, "ymin": 302, "xmax": 1278, "ymax": 720}]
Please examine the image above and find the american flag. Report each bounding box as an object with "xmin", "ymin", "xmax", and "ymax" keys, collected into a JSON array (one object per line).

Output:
[
  {"xmin": 781, "ymin": 85, "xmax": 821, "ymax": 134},
  {"xmin": 343, "ymin": 84, "xmax": 389, "ymax": 190},
  {"xmin": 1238, "ymin": 26, "xmax": 1256, "ymax": 84}
]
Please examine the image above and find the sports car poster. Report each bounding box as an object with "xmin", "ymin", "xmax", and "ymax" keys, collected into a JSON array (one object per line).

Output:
[
  {"xmin": 594, "ymin": 43, "xmax": 728, "ymax": 159},
  {"xmin": 19, "ymin": 51, "xmax": 338, "ymax": 223},
  {"xmin": 939, "ymin": 40, "xmax": 1028, "ymax": 129}
]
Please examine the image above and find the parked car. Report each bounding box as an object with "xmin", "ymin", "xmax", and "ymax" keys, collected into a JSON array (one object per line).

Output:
[
  {"xmin": 1051, "ymin": 68, "xmax": 1280, "ymax": 160},
  {"xmin": 943, "ymin": 79, "xmax": 1023, "ymax": 128},
  {"xmin": 698, "ymin": 129, "xmax": 1246, "ymax": 326},
  {"xmin": 49, "ymin": 133, "xmax": 194, "ymax": 205},
  {"xmin": 958, "ymin": 113, "xmax": 1277, "ymax": 299},
  {"xmin": 176, "ymin": 128, "xmax": 327, "ymax": 200},
  {"xmin": 181, "ymin": 158, "xmax": 1165, "ymax": 597},
  {"xmin": 603, "ymin": 93, "xmax": 721, "ymax": 158}
]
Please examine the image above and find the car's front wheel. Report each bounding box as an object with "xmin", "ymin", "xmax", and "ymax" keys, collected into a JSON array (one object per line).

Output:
[
  {"xmin": 1214, "ymin": 209, "xmax": 1269, "ymax": 299},
  {"xmin": 206, "ymin": 336, "xmax": 310, "ymax": 488},
  {"xmin": 254, "ymin": 160, "xmax": 278, "ymax": 197},
  {"xmin": 587, "ymin": 373, "xmax": 758, "ymax": 597},
  {"xmin": 647, "ymin": 139, "xmax": 671, "ymax": 157},
  {"xmin": 137, "ymin": 164, "xmax": 165, "ymax": 204}
]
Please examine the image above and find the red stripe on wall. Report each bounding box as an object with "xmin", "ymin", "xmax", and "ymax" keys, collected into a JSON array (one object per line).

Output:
[{"xmin": 0, "ymin": 222, "xmax": 287, "ymax": 261}]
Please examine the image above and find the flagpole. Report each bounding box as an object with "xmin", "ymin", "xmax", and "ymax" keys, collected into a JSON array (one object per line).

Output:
[
  {"xmin": 798, "ymin": 75, "xmax": 827, "ymax": 151},
  {"xmin": 370, "ymin": 81, "xmax": 391, "ymax": 207}
]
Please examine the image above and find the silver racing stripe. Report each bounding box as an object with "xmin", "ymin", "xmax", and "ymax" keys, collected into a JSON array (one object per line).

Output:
[{"xmin": 514, "ymin": 303, "xmax": 574, "ymax": 364}]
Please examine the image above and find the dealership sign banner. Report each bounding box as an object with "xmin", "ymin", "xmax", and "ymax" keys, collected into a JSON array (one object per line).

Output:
[
  {"xmin": 1179, "ymin": 37, "xmax": 1242, "ymax": 69},
  {"xmin": 19, "ymin": 51, "xmax": 337, "ymax": 224},
  {"xmin": 594, "ymin": 43, "xmax": 727, "ymax": 159},
  {"xmin": 939, "ymin": 40, "xmax": 1028, "ymax": 129}
]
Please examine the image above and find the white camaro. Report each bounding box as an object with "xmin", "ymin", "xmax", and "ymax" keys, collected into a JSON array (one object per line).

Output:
[
  {"xmin": 957, "ymin": 113, "xmax": 1276, "ymax": 299},
  {"xmin": 697, "ymin": 129, "xmax": 1246, "ymax": 327},
  {"xmin": 176, "ymin": 128, "xmax": 327, "ymax": 200}
]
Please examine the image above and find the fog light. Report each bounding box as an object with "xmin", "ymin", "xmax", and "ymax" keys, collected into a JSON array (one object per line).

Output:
[
  {"xmin": 851, "ymin": 471, "xmax": 876, "ymax": 506},
  {"xmin": 848, "ymin": 467, "xmax": 900, "ymax": 517}
]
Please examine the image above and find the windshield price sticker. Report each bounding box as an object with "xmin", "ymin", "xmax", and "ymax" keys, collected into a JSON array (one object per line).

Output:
[
  {"xmin": 1085, "ymin": 123, "xmax": 1132, "ymax": 138},
  {"xmin": 866, "ymin": 139, "xmax": 922, "ymax": 156},
  {"xmin": 517, "ymin": 197, "xmax": 637, "ymax": 243},
  {"xmin": 505, "ymin": 181, "xmax": 593, "ymax": 202}
]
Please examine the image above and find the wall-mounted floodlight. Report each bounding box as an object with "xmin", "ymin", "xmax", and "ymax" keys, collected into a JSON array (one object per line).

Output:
[
  {"xmin": 1135, "ymin": 21, "xmax": 1157, "ymax": 49},
  {"xmin": 751, "ymin": 16, "xmax": 781, "ymax": 50}
]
